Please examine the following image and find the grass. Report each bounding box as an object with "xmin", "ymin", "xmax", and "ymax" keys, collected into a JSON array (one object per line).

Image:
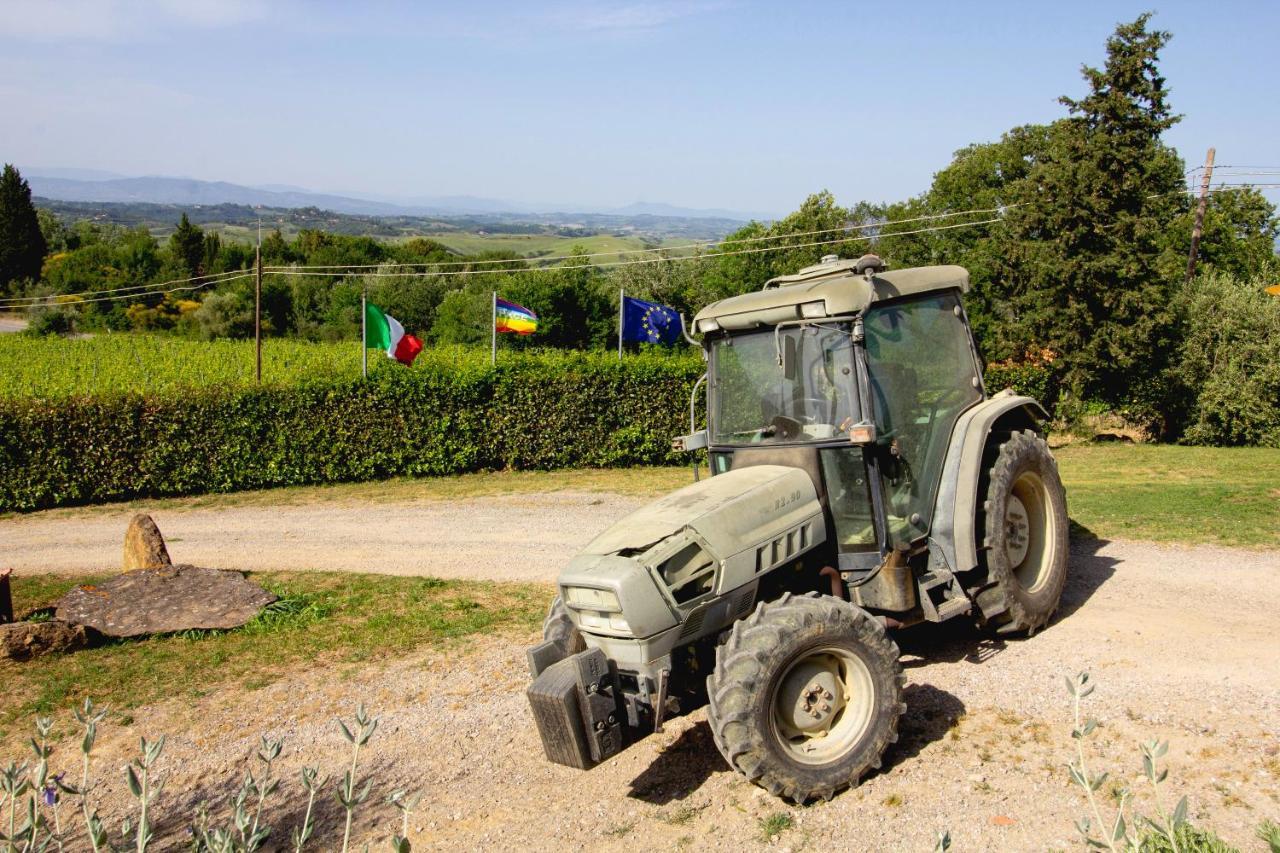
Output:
[
  {"xmin": 426, "ymin": 232, "xmax": 658, "ymax": 261},
  {"xmin": 14, "ymin": 443, "xmax": 1277, "ymax": 548},
  {"xmin": 0, "ymin": 571, "xmax": 546, "ymax": 739},
  {"xmin": 1053, "ymin": 444, "xmax": 1280, "ymax": 548},
  {"xmin": 758, "ymin": 812, "xmax": 794, "ymax": 839}
]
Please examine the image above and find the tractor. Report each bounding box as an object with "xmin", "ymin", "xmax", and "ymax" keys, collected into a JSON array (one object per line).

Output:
[{"xmin": 526, "ymin": 254, "xmax": 1068, "ymax": 802}]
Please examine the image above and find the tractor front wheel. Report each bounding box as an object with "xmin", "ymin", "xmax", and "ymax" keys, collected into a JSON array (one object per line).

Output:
[
  {"xmin": 974, "ymin": 429, "xmax": 1069, "ymax": 634},
  {"xmin": 706, "ymin": 593, "xmax": 904, "ymax": 803}
]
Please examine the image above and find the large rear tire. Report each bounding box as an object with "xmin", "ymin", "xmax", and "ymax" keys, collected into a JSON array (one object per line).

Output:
[
  {"xmin": 973, "ymin": 429, "xmax": 1069, "ymax": 635},
  {"xmin": 542, "ymin": 595, "xmax": 585, "ymax": 656},
  {"xmin": 706, "ymin": 592, "xmax": 904, "ymax": 803}
]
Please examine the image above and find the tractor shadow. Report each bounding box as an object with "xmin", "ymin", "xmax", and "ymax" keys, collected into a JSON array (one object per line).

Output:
[
  {"xmin": 626, "ymin": 720, "xmax": 727, "ymax": 805},
  {"xmin": 897, "ymin": 529, "xmax": 1118, "ymax": 667},
  {"xmin": 877, "ymin": 683, "xmax": 966, "ymax": 777}
]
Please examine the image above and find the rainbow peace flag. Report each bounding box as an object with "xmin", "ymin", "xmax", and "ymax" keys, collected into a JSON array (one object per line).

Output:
[{"xmin": 496, "ymin": 297, "xmax": 538, "ymax": 335}]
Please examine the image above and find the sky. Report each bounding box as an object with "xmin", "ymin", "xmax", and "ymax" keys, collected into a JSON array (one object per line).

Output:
[{"xmin": 1, "ymin": 0, "xmax": 1277, "ymax": 217}]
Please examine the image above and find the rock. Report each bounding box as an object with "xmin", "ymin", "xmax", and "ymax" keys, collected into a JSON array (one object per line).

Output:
[
  {"xmin": 1, "ymin": 620, "xmax": 88, "ymax": 660},
  {"xmin": 55, "ymin": 565, "xmax": 277, "ymax": 637},
  {"xmin": 123, "ymin": 513, "xmax": 172, "ymax": 571}
]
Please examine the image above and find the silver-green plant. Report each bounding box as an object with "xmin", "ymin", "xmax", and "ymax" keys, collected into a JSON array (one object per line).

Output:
[
  {"xmin": 386, "ymin": 789, "xmax": 422, "ymax": 853},
  {"xmin": 1065, "ymin": 672, "xmax": 1188, "ymax": 853},
  {"xmin": 123, "ymin": 734, "xmax": 166, "ymax": 852},
  {"xmin": 335, "ymin": 706, "xmax": 377, "ymax": 853},
  {"xmin": 289, "ymin": 766, "xmax": 327, "ymax": 852}
]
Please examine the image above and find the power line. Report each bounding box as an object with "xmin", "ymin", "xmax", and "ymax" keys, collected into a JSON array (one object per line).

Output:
[
  {"xmin": 0, "ymin": 272, "xmax": 256, "ymax": 308},
  {"xmin": 259, "ymin": 217, "xmax": 1007, "ymax": 281},
  {"xmin": 268, "ymin": 206, "xmax": 1016, "ymax": 272},
  {"xmin": 0, "ymin": 268, "xmax": 253, "ymax": 307}
]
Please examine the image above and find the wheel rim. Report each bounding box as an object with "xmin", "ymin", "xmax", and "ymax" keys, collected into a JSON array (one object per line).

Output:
[
  {"xmin": 770, "ymin": 646, "xmax": 875, "ymax": 766},
  {"xmin": 1006, "ymin": 470, "xmax": 1054, "ymax": 592}
]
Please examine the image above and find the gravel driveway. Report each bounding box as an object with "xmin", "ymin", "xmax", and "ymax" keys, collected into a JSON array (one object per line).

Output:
[{"xmin": 4, "ymin": 493, "xmax": 1278, "ymax": 850}]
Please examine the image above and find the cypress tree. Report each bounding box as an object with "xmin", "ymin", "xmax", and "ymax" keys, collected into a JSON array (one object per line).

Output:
[
  {"xmin": 170, "ymin": 213, "xmax": 206, "ymax": 277},
  {"xmin": 0, "ymin": 164, "xmax": 49, "ymax": 296},
  {"xmin": 996, "ymin": 14, "xmax": 1186, "ymax": 407}
]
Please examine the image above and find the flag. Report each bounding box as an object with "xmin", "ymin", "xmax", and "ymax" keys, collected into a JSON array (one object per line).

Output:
[
  {"xmin": 496, "ymin": 297, "xmax": 538, "ymax": 334},
  {"xmin": 364, "ymin": 302, "xmax": 423, "ymax": 366},
  {"xmin": 622, "ymin": 296, "xmax": 681, "ymax": 345}
]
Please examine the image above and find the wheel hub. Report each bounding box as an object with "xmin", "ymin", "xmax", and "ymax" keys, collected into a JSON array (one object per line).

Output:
[
  {"xmin": 771, "ymin": 648, "xmax": 875, "ymax": 765},
  {"xmin": 1004, "ymin": 494, "xmax": 1030, "ymax": 567}
]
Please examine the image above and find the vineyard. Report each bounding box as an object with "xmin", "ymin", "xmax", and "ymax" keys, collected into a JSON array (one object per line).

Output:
[{"xmin": 0, "ymin": 335, "xmax": 477, "ymax": 398}]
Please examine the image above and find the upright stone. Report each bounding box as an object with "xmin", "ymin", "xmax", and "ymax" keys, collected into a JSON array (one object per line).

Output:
[{"xmin": 123, "ymin": 513, "xmax": 172, "ymax": 571}]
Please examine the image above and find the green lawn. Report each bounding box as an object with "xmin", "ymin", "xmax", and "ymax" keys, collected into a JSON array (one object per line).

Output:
[
  {"xmin": 0, "ymin": 572, "xmax": 545, "ymax": 738},
  {"xmin": 19, "ymin": 445, "xmax": 1279, "ymax": 548},
  {"xmin": 425, "ymin": 232, "xmax": 660, "ymax": 261},
  {"xmin": 1053, "ymin": 444, "xmax": 1280, "ymax": 548}
]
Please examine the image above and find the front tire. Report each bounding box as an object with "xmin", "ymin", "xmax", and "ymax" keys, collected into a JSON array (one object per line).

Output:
[
  {"xmin": 706, "ymin": 592, "xmax": 904, "ymax": 803},
  {"xmin": 973, "ymin": 429, "xmax": 1069, "ymax": 634},
  {"xmin": 542, "ymin": 595, "xmax": 585, "ymax": 656}
]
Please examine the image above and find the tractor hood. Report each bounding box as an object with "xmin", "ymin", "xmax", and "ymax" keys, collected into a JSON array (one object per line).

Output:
[{"xmin": 583, "ymin": 465, "xmax": 820, "ymax": 559}]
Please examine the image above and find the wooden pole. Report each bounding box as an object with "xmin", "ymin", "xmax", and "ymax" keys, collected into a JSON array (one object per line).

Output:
[
  {"xmin": 361, "ymin": 290, "xmax": 368, "ymax": 379},
  {"xmin": 617, "ymin": 287, "xmax": 624, "ymax": 360},
  {"xmin": 254, "ymin": 219, "xmax": 262, "ymax": 382},
  {"xmin": 491, "ymin": 291, "xmax": 497, "ymax": 366},
  {"xmin": 1185, "ymin": 147, "xmax": 1215, "ymax": 284}
]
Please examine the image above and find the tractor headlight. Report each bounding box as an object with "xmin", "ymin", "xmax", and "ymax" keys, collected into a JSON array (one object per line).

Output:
[
  {"xmin": 800, "ymin": 300, "xmax": 827, "ymax": 319},
  {"xmin": 563, "ymin": 586, "xmax": 630, "ymax": 633},
  {"xmin": 563, "ymin": 586, "xmax": 621, "ymax": 613},
  {"xmin": 697, "ymin": 318, "xmax": 720, "ymax": 334}
]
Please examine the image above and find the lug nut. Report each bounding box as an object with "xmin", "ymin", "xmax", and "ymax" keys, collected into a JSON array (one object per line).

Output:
[
  {"xmin": 823, "ymin": 690, "xmax": 833, "ymax": 700},
  {"xmin": 820, "ymin": 703, "xmax": 831, "ymax": 712}
]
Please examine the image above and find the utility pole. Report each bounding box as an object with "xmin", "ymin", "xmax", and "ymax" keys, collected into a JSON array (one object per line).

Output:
[
  {"xmin": 254, "ymin": 219, "xmax": 262, "ymax": 383},
  {"xmin": 1185, "ymin": 147, "xmax": 1215, "ymax": 284}
]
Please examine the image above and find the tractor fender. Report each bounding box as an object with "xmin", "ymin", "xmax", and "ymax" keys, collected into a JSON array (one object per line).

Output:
[{"xmin": 929, "ymin": 390, "xmax": 1050, "ymax": 575}]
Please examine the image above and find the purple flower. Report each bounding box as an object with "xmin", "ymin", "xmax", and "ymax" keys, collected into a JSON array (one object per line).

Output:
[{"xmin": 42, "ymin": 773, "xmax": 64, "ymax": 806}]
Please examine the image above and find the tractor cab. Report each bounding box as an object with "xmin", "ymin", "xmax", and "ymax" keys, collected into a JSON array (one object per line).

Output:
[{"xmin": 693, "ymin": 254, "xmax": 985, "ymax": 573}]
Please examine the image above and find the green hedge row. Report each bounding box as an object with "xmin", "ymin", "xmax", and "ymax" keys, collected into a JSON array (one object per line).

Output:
[
  {"xmin": 0, "ymin": 351, "xmax": 705, "ymax": 512},
  {"xmin": 0, "ymin": 346, "xmax": 1067, "ymax": 513}
]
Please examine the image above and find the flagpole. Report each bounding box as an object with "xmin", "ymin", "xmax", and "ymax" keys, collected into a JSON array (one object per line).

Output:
[
  {"xmin": 491, "ymin": 291, "xmax": 497, "ymax": 366},
  {"xmin": 617, "ymin": 287, "xmax": 624, "ymax": 361},
  {"xmin": 361, "ymin": 289, "xmax": 368, "ymax": 380}
]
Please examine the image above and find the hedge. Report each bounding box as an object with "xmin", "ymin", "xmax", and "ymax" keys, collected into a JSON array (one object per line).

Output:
[
  {"xmin": 0, "ymin": 350, "xmax": 706, "ymax": 512},
  {"xmin": 1, "ymin": 345, "xmax": 1072, "ymax": 513}
]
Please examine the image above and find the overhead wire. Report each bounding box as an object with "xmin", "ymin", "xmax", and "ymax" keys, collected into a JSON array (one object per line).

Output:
[
  {"xmin": 0, "ymin": 272, "xmax": 256, "ymax": 308},
  {"xmin": 0, "ymin": 268, "xmax": 254, "ymax": 307},
  {"xmin": 259, "ymin": 217, "xmax": 1007, "ymax": 281},
  {"xmin": 266, "ymin": 205, "xmax": 1018, "ymax": 272}
]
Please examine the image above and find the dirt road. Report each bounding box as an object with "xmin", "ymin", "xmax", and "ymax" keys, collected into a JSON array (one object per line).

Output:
[{"xmin": 4, "ymin": 494, "xmax": 1279, "ymax": 850}]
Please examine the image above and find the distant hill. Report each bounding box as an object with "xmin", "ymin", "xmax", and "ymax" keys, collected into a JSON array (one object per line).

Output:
[{"xmin": 26, "ymin": 171, "xmax": 770, "ymax": 222}]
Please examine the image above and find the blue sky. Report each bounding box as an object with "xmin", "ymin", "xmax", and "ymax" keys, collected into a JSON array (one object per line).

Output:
[{"xmin": 1, "ymin": 0, "xmax": 1276, "ymax": 216}]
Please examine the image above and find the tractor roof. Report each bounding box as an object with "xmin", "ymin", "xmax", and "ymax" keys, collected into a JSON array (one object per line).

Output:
[{"xmin": 693, "ymin": 257, "xmax": 969, "ymax": 332}]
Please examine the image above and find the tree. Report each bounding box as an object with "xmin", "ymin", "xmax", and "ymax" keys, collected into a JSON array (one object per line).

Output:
[
  {"xmin": 0, "ymin": 164, "xmax": 48, "ymax": 296},
  {"xmin": 994, "ymin": 14, "xmax": 1186, "ymax": 410},
  {"xmin": 169, "ymin": 213, "xmax": 206, "ymax": 277}
]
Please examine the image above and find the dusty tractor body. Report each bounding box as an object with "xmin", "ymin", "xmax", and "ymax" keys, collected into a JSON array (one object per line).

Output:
[{"xmin": 526, "ymin": 254, "xmax": 1068, "ymax": 802}]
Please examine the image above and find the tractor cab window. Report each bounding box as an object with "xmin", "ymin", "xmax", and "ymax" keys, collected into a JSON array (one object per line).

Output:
[
  {"xmin": 709, "ymin": 324, "xmax": 856, "ymax": 445},
  {"xmin": 864, "ymin": 291, "xmax": 983, "ymax": 546}
]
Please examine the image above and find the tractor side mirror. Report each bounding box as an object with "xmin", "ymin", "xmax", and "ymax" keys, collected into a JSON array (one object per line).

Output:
[
  {"xmin": 781, "ymin": 335, "xmax": 798, "ymax": 381},
  {"xmin": 672, "ymin": 431, "xmax": 708, "ymax": 453}
]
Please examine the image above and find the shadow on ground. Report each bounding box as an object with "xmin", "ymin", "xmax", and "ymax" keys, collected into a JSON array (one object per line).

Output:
[{"xmin": 627, "ymin": 721, "xmax": 727, "ymax": 804}]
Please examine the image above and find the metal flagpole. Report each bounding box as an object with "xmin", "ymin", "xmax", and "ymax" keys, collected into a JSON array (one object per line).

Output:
[
  {"xmin": 491, "ymin": 291, "xmax": 497, "ymax": 366},
  {"xmin": 254, "ymin": 219, "xmax": 262, "ymax": 383},
  {"xmin": 361, "ymin": 289, "xmax": 368, "ymax": 379},
  {"xmin": 618, "ymin": 287, "xmax": 624, "ymax": 360}
]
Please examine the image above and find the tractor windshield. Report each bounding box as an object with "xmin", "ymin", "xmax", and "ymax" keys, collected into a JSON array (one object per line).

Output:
[{"xmin": 709, "ymin": 323, "xmax": 857, "ymax": 445}]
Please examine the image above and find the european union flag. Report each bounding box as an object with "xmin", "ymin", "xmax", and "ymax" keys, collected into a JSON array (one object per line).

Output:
[{"xmin": 622, "ymin": 296, "xmax": 682, "ymax": 345}]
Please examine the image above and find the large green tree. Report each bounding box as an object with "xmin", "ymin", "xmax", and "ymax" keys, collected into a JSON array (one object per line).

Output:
[
  {"xmin": 0, "ymin": 164, "xmax": 48, "ymax": 295},
  {"xmin": 169, "ymin": 213, "xmax": 206, "ymax": 277},
  {"xmin": 996, "ymin": 14, "xmax": 1186, "ymax": 407}
]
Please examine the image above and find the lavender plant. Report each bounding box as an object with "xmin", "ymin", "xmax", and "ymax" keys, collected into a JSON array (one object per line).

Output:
[
  {"xmin": 1, "ymin": 700, "xmax": 412, "ymax": 853},
  {"xmin": 1065, "ymin": 672, "xmax": 1187, "ymax": 852}
]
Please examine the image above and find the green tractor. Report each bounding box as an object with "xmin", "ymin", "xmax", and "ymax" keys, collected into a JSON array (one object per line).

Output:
[{"xmin": 526, "ymin": 254, "xmax": 1067, "ymax": 802}]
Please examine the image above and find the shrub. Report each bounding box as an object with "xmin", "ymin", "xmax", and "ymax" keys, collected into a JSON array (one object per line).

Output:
[
  {"xmin": 0, "ymin": 348, "xmax": 704, "ymax": 512},
  {"xmin": 1176, "ymin": 272, "xmax": 1280, "ymax": 447}
]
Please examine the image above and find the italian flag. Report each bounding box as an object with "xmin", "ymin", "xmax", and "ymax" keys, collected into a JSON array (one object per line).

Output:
[{"xmin": 364, "ymin": 302, "xmax": 423, "ymax": 366}]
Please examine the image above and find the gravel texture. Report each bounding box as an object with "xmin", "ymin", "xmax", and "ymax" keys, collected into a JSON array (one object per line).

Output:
[{"xmin": 3, "ymin": 495, "xmax": 1279, "ymax": 850}]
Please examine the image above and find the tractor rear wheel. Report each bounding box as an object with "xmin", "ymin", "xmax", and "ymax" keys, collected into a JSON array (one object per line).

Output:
[
  {"xmin": 542, "ymin": 595, "xmax": 585, "ymax": 656},
  {"xmin": 974, "ymin": 429, "xmax": 1068, "ymax": 634},
  {"xmin": 706, "ymin": 592, "xmax": 904, "ymax": 803}
]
